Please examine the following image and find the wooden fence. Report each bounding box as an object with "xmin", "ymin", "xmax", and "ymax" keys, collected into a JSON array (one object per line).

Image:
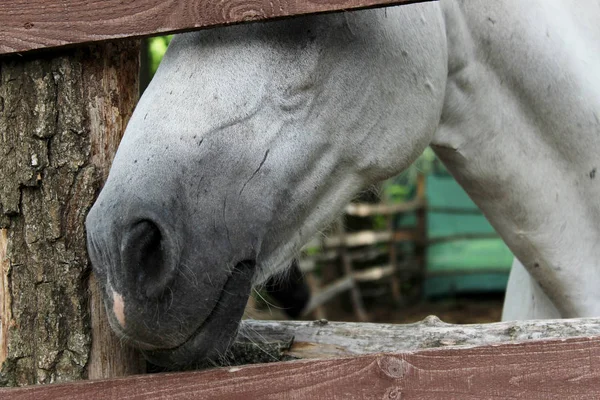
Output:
[
  {"xmin": 0, "ymin": 0, "xmax": 431, "ymax": 55},
  {"xmin": 299, "ymin": 174, "xmax": 427, "ymax": 321},
  {"xmin": 4, "ymin": 316, "xmax": 600, "ymax": 398},
  {"xmin": 2, "ymin": 0, "xmax": 600, "ymax": 398}
]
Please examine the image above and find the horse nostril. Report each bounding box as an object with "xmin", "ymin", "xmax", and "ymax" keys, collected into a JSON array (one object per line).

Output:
[{"xmin": 121, "ymin": 220, "xmax": 175, "ymax": 298}]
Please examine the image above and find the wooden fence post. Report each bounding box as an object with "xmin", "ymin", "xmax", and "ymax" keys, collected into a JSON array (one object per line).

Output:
[{"xmin": 0, "ymin": 41, "xmax": 144, "ymax": 387}]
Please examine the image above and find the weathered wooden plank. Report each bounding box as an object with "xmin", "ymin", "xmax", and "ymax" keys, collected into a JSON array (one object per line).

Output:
[
  {"xmin": 0, "ymin": 0, "xmax": 435, "ymax": 56},
  {"xmin": 345, "ymin": 197, "xmax": 425, "ymax": 217},
  {"xmin": 3, "ymin": 335, "xmax": 600, "ymax": 399},
  {"xmin": 323, "ymin": 229, "xmax": 421, "ymax": 248},
  {"xmin": 313, "ymin": 229, "xmax": 496, "ymax": 249},
  {"xmin": 301, "ymin": 276, "xmax": 354, "ymax": 315},
  {"xmin": 240, "ymin": 317, "xmax": 600, "ymax": 358},
  {"xmin": 335, "ymin": 219, "xmax": 369, "ymax": 322},
  {"xmin": 298, "ymin": 263, "xmax": 413, "ymax": 313},
  {"xmin": 353, "ymin": 264, "xmax": 396, "ymax": 281},
  {"xmin": 301, "ymin": 246, "xmax": 391, "ymax": 265}
]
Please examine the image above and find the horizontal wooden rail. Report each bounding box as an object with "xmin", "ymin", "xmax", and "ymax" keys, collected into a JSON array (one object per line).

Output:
[
  {"xmin": 300, "ymin": 262, "xmax": 415, "ymax": 314},
  {"xmin": 239, "ymin": 317, "xmax": 600, "ymax": 356},
  {"xmin": 301, "ymin": 247, "xmax": 418, "ymax": 270},
  {"xmin": 345, "ymin": 198, "xmax": 425, "ymax": 217},
  {"xmin": 299, "ymin": 247, "xmax": 390, "ymax": 269},
  {"xmin": 353, "ymin": 263, "xmax": 397, "ymax": 282},
  {"xmin": 310, "ymin": 230, "xmax": 497, "ymax": 249},
  {"xmin": 323, "ymin": 229, "xmax": 421, "ymax": 248},
  {"xmin": 5, "ymin": 315, "xmax": 600, "ymax": 399},
  {"xmin": 0, "ymin": 0, "xmax": 435, "ymax": 56},
  {"xmin": 301, "ymin": 276, "xmax": 355, "ymax": 315}
]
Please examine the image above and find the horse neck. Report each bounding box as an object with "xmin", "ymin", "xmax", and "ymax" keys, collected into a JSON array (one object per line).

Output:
[{"xmin": 430, "ymin": 0, "xmax": 600, "ymax": 317}]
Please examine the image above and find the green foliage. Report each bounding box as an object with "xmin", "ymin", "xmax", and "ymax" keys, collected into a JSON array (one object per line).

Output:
[
  {"xmin": 409, "ymin": 146, "xmax": 437, "ymax": 181},
  {"xmin": 372, "ymin": 215, "xmax": 387, "ymax": 231},
  {"xmin": 148, "ymin": 36, "xmax": 173, "ymax": 77},
  {"xmin": 303, "ymin": 246, "xmax": 321, "ymax": 256}
]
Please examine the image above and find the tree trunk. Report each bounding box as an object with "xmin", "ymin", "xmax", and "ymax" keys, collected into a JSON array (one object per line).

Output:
[{"xmin": 0, "ymin": 41, "xmax": 145, "ymax": 387}]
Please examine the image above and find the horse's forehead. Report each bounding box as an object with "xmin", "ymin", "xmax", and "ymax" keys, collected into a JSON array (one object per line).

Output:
[{"xmin": 145, "ymin": 8, "xmax": 442, "ymax": 116}]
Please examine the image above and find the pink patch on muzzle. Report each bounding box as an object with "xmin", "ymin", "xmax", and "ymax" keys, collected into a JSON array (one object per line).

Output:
[{"xmin": 112, "ymin": 291, "xmax": 126, "ymax": 328}]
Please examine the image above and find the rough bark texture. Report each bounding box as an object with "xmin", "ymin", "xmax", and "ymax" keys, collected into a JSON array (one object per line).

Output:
[{"xmin": 0, "ymin": 41, "xmax": 143, "ymax": 387}]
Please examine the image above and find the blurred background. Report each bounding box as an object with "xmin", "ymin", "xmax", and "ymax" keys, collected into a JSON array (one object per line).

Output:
[{"xmin": 142, "ymin": 37, "xmax": 513, "ymax": 325}]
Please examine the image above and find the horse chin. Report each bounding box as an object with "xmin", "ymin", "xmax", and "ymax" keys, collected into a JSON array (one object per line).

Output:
[{"xmin": 133, "ymin": 261, "xmax": 255, "ymax": 368}]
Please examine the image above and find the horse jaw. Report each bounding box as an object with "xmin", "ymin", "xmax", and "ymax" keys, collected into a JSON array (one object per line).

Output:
[{"xmin": 86, "ymin": 6, "xmax": 447, "ymax": 367}]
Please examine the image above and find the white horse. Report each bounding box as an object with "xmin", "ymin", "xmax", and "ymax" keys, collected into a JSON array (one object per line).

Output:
[{"xmin": 86, "ymin": 0, "xmax": 600, "ymax": 367}]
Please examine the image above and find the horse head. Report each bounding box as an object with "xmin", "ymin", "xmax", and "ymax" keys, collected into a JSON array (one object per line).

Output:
[{"xmin": 86, "ymin": 7, "xmax": 446, "ymax": 367}]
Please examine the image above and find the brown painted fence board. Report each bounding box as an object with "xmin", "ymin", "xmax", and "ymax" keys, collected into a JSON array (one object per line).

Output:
[
  {"xmin": 0, "ymin": 0, "xmax": 434, "ymax": 55},
  {"xmin": 2, "ymin": 336, "xmax": 600, "ymax": 399}
]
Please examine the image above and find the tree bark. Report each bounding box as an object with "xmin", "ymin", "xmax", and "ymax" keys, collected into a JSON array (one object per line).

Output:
[{"xmin": 0, "ymin": 41, "xmax": 144, "ymax": 387}]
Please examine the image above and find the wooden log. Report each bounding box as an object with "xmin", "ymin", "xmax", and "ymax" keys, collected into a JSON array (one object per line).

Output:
[
  {"xmin": 353, "ymin": 264, "xmax": 396, "ymax": 282},
  {"xmin": 384, "ymin": 193, "xmax": 402, "ymax": 303},
  {"xmin": 238, "ymin": 316, "xmax": 600, "ymax": 358},
  {"xmin": 336, "ymin": 219, "xmax": 368, "ymax": 322},
  {"xmin": 299, "ymin": 263, "xmax": 417, "ymax": 314},
  {"xmin": 4, "ymin": 317, "xmax": 600, "ymax": 399},
  {"xmin": 300, "ymin": 276, "xmax": 354, "ymax": 316},
  {"xmin": 0, "ymin": 0, "xmax": 435, "ymax": 56},
  {"xmin": 303, "ymin": 273, "xmax": 327, "ymax": 320},
  {"xmin": 345, "ymin": 197, "xmax": 425, "ymax": 217},
  {"xmin": 319, "ymin": 230, "xmax": 496, "ymax": 249},
  {"xmin": 0, "ymin": 42, "xmax": 144, "ymax": 387},
  {"xmin": 414, "ymin": 173, "xmax": 427, "ymax": 296},
  {"xmin": 300, "ymin": 247, "xmax": 390, "ymax": 267},
  {"xmin": 301, "ymin": 251, "xmax": 421, "ymax": 272},
  {"xmin": 304, "ymin": 260, "xmax": 418, "ymax": 281},
  {"xmin": 323, "ymin": 229, "xmax": 420, "ymax": 248}
]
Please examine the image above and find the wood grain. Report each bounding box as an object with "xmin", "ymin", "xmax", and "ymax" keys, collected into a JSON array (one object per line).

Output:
[
  {"xmin": 0, "ymin": 0, "xmax": 434, "ymax": 55},
  {"xmin": 240, "ymin": 317, "xmax": 600, "ymax": 358},
  {"xmin": 0, "ymin": 40, "xmax": 144, "ymax": 386},
  {"xmin": 2, "ymin": 336, "xmax": 600, "ymax": 399},
  {"xmin": 0, "ymin": 230, "xmax": 9, "ymax": 368},
  {"xmin": 82, "ymin": 41, "xmax": 147, "ymax": 380}
]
